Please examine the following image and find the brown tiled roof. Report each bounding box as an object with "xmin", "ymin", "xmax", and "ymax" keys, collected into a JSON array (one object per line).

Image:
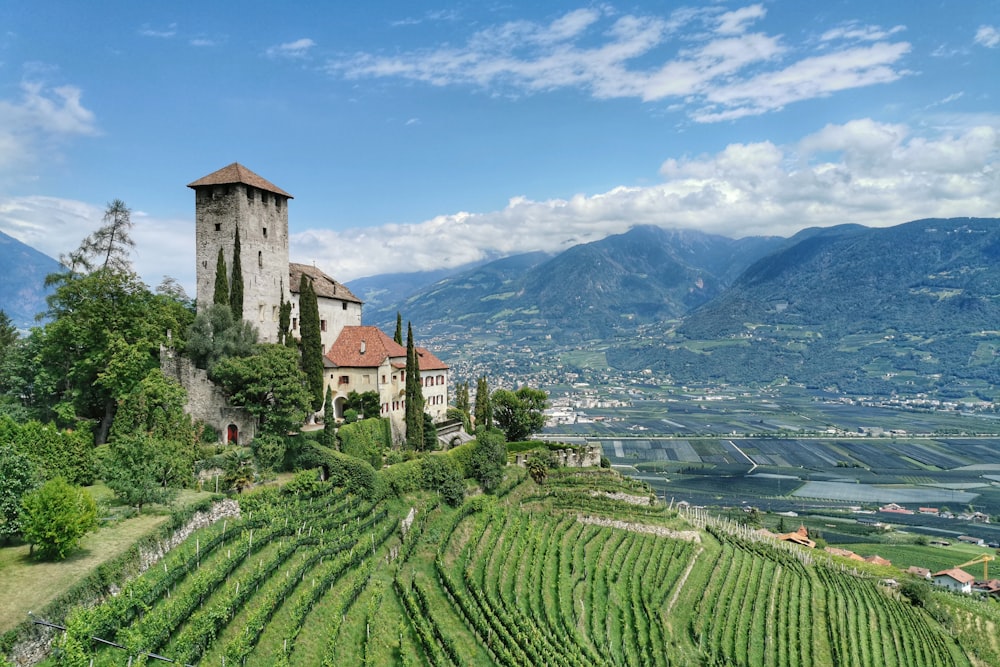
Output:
[
  {"xmin": 289, "ymin": 263, "xmax": 362, "ymax": 304},
  {"xmin": 416, "ymin": 346, "xmax": 449, "ymax": 371},
  {"xmin": 187, "ymin": 163, "xmax": 292, "ymax": 198},
  {"xmin": 326, "ymin": 326, "xmax": 406, "ymax": 368},
  {"xmin": 933, "ymin": 568, "xmax": 976, "ymax": 584}
]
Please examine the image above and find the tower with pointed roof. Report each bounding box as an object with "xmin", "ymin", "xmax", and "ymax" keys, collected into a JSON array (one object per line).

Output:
[{"xmin": 188, "ymin": 163, "xmax": 293, "ymax": 343}]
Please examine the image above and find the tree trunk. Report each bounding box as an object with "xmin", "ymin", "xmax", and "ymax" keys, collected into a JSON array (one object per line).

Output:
[{"xmin": 95, "ymin": 398, "xmax": 117, "ymax": 445}]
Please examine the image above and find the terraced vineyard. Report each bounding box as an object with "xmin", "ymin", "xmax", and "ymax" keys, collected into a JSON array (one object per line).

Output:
[{"xmin": 40, "ymin": 467, "xmax": 991, "ymax": 666}]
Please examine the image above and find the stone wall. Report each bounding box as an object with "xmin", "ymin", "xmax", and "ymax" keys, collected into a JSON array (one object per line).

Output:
[
  {"xmin": 160, "ymin": 346, "xmax": 256, "ymax": 444},
  {"xmin": 514, "ymin": 444, "xmax": 602, "ymax": 468}
]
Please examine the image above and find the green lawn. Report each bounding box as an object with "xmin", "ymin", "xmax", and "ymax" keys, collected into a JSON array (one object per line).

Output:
[{"xmin": 0, "ymin": 488, "xmax": 209, "ymax": 632}]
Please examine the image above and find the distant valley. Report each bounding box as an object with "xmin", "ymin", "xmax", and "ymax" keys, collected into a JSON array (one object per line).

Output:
[
  {"xmin": 352, "ymin": 218, "xmax": 1000, "ymax": 401},
  {"xmin": 0, "ymin": 231, "xmax": 60, "ymax": 330}
]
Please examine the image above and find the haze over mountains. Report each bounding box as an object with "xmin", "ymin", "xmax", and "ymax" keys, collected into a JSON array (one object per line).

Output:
[
  {"xmin": 353, "ymin": 217, "xmax": 1000, "ymax": 398},
  {"xmin": 5, "ymin": 218, "xmax": 1000, "ymax": 398}
]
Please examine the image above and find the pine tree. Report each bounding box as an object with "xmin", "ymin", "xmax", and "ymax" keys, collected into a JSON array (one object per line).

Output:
[
  {"xmin": 404, "ymin": 323, "xmax": 424, "ymax": 449},
  {"xmin": 474, "ymin": 375, "xmax": 492, "ymax": 430},
  {"xmin": 230, "ymin": 226, "xmax": 244, "ymax": 322},
  {"xmin": 394, "ymin": 312, "xmax": 403, "ymax": 345},
  {"xmin": 298, "ymin": 274, "xmax": 324, "ymax": 412},
  {"xmin": 213, "ymin": 248, "xmax": 229, "ymax": 307}
]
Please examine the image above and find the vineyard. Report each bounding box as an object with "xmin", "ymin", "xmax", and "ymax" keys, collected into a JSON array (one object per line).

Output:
[{"xmin": 29, "ymin": 466, "xmax": 997, "ymax": 666}]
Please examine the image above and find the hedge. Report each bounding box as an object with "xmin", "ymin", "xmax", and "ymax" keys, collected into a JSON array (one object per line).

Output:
[{"xmin": 337, "ymin": 418, "xmax": 391, "ymax": 469}]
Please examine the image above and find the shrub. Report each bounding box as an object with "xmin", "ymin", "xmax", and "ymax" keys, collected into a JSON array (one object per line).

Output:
[
  {"xmin": 20, "ymin": 478, "xmax": 98, "ymax": 560},
  {"xmin": 338, "ymin": 418, "xmax": 391, "ymax": 469}
]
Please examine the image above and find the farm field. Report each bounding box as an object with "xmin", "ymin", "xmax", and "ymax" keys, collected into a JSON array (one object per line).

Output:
[{"xmin": 12, "ymin": 467, "xmax": 999, "ymax": 666}]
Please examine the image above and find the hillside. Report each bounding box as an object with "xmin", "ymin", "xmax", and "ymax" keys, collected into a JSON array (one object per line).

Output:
[
  {"xmin": 609, "ymin": 218, "xmax": 1000, "ymax": 396},
  {"xmin": 0, "ymin": 231, "xmax": 60, "ymax": 330},
  {"xmin": 7, "ymin": 466, "xmax": 995, "ymax": 666},
  {"xmin": 362, "ymin": 226, "xmax": 782, "ymax": 341}
]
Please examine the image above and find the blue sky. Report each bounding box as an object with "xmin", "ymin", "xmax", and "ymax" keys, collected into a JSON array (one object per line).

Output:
[{"xmin": 1, "ymin": 1, "xmax": 998, "ymax": 293}]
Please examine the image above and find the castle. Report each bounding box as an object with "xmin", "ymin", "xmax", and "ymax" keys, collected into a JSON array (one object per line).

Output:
[{"xmin": 166, "ymin": 163, "xmax": 449, "ymax": 445}]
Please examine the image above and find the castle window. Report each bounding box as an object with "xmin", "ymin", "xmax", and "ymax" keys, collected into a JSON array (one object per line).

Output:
[
  {"xmin": 292, "ymin": 317, "xmax": 298, "ymax": 329},
  {"xmin": 262, "ymin": 192, "xmax": 269, "ymax": 205},
  {"xmin": 339, "ymin": 376, "xmax": 349, "ymax": 385},
  {"xmin": 321, "ymin": 319, "xmax": 327, "ymax": 332},
  {"xmin": 272, "ymin": 306, "xmax": 278, "ymax": 321},
  {"xmin": 246, "ymin": 187, "xmax": 254, "ymax": 203},
  {"xmin": 342, "ymin": 302, "xmax": 347, "ymax": 311},
  {"xmin": 382, "ymin": 375, "xmax": 387, "ymax": 383},
  {"xmin": 258, "ymin": 251, "xmax": 262, "ymax": 268},
  {"xmin": 276, "ymin": 198, "xmax": 282, "ymax": 210},
  {"xmin": 262, "ymin": 227, "xmax": 267, "ymax": 238},
  {"xmin": 258, "ymin": 305, "xmax": 265, "ymax": 321},
  {"xmin": 214, "ymin": 223, "xmax": 221, "ymax": 232}
]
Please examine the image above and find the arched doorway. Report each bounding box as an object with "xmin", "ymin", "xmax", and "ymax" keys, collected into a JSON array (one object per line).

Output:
[{"xmin": 227, "ymin": 424, "xmax": 239, "ymax": 445}]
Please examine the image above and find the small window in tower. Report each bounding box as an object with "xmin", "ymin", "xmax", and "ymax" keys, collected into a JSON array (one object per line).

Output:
[
  {"xmin": 292, "ymin": 317, "xmax": 298, "ymax": 330},
  {"xmin": 262, "ymin": 192, "xmax": 269, "ymax": 205},
  {"xmin": 276, "ymin": 198, "xmax": 282, "ymax": 210},
  {"xmin": 258, "ymin": 251, "xmax": 262, "ymax": 268},
  {"xmin": 247, "ymin": 187, "xmax": 254, "ymax": 203},
  {"xmin": 321, "ymin": 319, "xmax": 327, "ymax": 332},
  {"xmin": 342, "ymin": 302, "xmax": 347, "ymax": 311},
  {"xmin": 262, "ymin": 227, "xmax": 267, "ymax": 238},
  {"xmin": 272, "ymin": 306, "xmax": 278, "ymax": 321},
  {"xmin": 214, "ymin": 223, "xmax": 221, "ymax": 232},
  {"xmin": 202, "ymin": 260, "xmax": 208, "ymax": 268}
]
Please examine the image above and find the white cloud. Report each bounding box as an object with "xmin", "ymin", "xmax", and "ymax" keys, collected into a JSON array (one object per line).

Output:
[
  {"xmin": 266, "ymin": 38, "xmax": 316, "ymax": 59},
  {"xmin": 290, "ymin": 118, "xmax": 1000, "ymax": 281},
  {"xmin": 0, "ymin": 80, "xmax": 98, "ymax": 187},
  {"xmin": 975, "ymin": 25, "xmax": 1000, "ymax": 48},
  {"xmin": 327, "ymin": 5, "xmax": 911, "ymax": 122},
  {"xmin": 0, "ymin": 196, "xmax": 195, "ymax": 292},
  {"xmin": 138, "ymin": 24, "xmax": 177, "ymax": 38}
]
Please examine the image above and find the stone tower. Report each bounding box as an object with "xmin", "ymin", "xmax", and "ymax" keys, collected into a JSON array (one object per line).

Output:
[{"xmin": 188, "ymin": 163, "xmax": 292, "ymax": 343}]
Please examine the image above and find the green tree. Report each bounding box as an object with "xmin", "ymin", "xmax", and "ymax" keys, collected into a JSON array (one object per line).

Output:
[
  {"xmin": 422, "ymin": 412, "xmax": 438, "ymax": 451},
  {"xmin": 54, "ymin": 199, "xmax": 135, "ymax": 277},
  {"xmin": 394, "ymin": 312, "xmax": 403, "ymax": 345},
  {"xmin": 298, "ymin": 274, "xmax": 324, "ymax": 412},
  {"xmin": 421, "ymin": 455, "xmax": 465, "ymax": 506},
  {"xmin": 105, "ymin": 433, "xmax": 176, "ymax": 512},
  {"xmin": 213, "ymin": 248, "xmax": 230, "ymax": 307},
  {"xmin": 185, "ymin": 303, "xmax": 258, "ymax": 371},
  {"xmin": 1, "ymin": 416, "xmax": 94, "ymax": 485},
  {"xmin": 278, "ymin": 283, "xmax": 293, "ymax": 347},
  {"xmin": 0, "ymin": 310, "xmax": 16, "ymax": 368},
  {"xmin": 251, "ymin": 433, "xmax": 285, "ymax": 475},
  {"xmin": 34, "ymin": 268, "xmax": 191, "ymax": 443},
  {"xmin": 491, "ymin": 386, "xmax": 548, "ymax": 442},
  {"xmin": 230, "ymin": 226, "xmax": 244, "ymax": 321},
  {"xmin": 526, "ymin": 451, "xmax": 550, "ymax": 485},
  {"xmin": 0, "ymin": 444, "xmax": 38, "ymax": 542},
  {"xmin": 474, "ymin": 376, "xmax": 492, "ymax": 430},
  {"xmin": 455, "ymin": 381, "xmax": 471, "ymax": 424},
  {"xmin": 20, "ymin": 477, "xmax": 97, "ymax": 560},
  {"xmin": 404, "ymin": 323, "xmax": 424, "ymax": 448},
  {"xmin": 108, "ymin": 368, "xmax": 197, "ymax": 491},
  {"xmin": 346, "ymin": 390, "xmax": 381, "ymax": 420},
  {"xmin": 212, "ymin": 344, "xmax": 312, "ymax": 437},
  {"xmin": 321, "ymin": 386, "xmax": 336, "ymax": 448},
  {"xmin": 470, "ymin": 427, "xmax": 506, "ymax": 493}
]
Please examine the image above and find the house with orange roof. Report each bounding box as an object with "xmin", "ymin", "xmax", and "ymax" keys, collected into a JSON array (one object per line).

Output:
[
  {"xmin": 325, "ymin": 326, "xmax": 450, "ymax": 437},
  {"xmin": 932, "ymin": 568, "xmax": 975, "ymax": 594}
]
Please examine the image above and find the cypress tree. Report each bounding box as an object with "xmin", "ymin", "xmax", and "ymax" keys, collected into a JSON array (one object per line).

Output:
[
  {"xmin": 213, "ymin": 248, "xmax": 229, "ymax": 306},
  {"xmin": 394, "ymin": 312, "xmax": 403, "ymax": 345},
  {"xmin": 278, "ymin": 282, "xmax": 292, "ymax": 345},
  {"xmin": 404, "ymin": 322, "xmax": 424, "ymax": 449},
  {"xmin": 298, "ymin": 274, "xmax": 324, "ymax": 412},
  {"xmin": 230, "ymin": 226, "xmax": 244, "ymax": 321},
  {"xmin": 322, "ymin": 386, "xmax": 336, "ymax": 448},
  {"xmin": 474, "ymin": 375, "xmax": 492, "ymax": 430}
]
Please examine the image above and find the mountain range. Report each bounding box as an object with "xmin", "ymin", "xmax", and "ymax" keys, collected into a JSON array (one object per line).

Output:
[
  {"xmin": 353, "ymin": 218, "xmax": 1000, "ymax": 398},
  {"xmin": 0, "ymin": 231, "xmax": 60, "ymax": 330}
]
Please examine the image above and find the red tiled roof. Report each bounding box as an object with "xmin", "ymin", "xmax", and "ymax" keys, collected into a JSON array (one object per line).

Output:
[
  {"xmin": 933, "ymin": 568, "xmax": 976, "ymax": 584},
  {"xmin": 187, "ymin": 163, "xmax": 292, "ymax": 198},
  {"xmin": 416, "ymin": 346, "xmax": 449, "ymax": 371},
  {"xmin": 326, "ymin": 326, "xmax": 405, "ymax": 369},
  {"xmin": 289, "ymin": 263, "xmax": 362, "ymax": 304}
]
